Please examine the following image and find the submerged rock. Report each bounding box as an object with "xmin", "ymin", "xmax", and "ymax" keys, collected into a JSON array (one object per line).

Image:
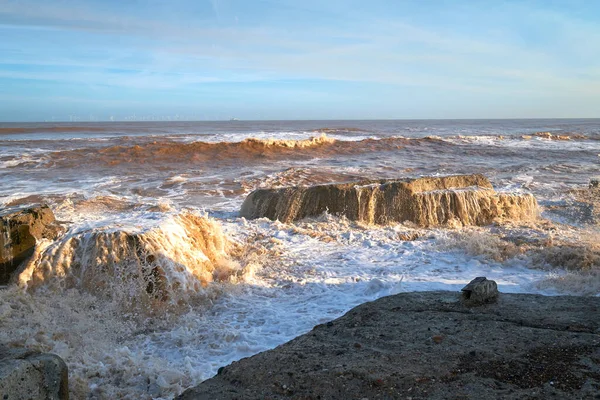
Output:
[
  {"xmin": 0, "ymin": 204, "xmax": 62, "ymax": 285},
  {"xmin": 178, "ymin": 291, "xmax": 600, "ymax": 400},
  {"xmin": 0, "ymin": 345, "xmax": 68, "ymax": 400},
  {"xmin": 241, "ymin": 174, "xmax": 538, "ymax": 226}
]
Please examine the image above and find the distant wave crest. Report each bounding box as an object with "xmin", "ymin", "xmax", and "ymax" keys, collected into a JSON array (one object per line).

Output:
[
  {"xmin": 41, "ymin": 134, "xmax": 446, "ymax": 167},
  {"xmin": 241, "ymin": 133, "xmax": 336, "ymax": 148}
]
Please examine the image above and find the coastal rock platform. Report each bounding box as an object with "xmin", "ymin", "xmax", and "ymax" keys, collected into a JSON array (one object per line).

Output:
[
  {"xmin": 179, "ymin": 291, "xmax": 600, "ymax": 400},
  {"xmin": 240, "ymin": 174, "xmax": 538, "ymax": 226}
]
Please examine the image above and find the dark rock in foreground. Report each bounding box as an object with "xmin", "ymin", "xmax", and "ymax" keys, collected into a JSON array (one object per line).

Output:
[
  {"xmin": 240, "ymin": 174, "xmax": 538, "ymax": 226},
  {"xmin": 0, "ymin": 204, "xmax": 63, "ymax": 284},
  {"xmin": 0, "ymin": 345, "xmax": 68, "ymax": 400},
  {"xmin": 179, "ymin": 291, "xmax": 600, "ymax": 400}
]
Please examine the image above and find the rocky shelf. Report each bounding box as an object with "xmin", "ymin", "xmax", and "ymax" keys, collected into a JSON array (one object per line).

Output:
[{"xmin": 179, "ymin": 290, "xmax": 600, "ymax": 399}]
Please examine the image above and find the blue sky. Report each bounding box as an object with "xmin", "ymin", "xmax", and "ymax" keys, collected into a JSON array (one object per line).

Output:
[{"xmin": 0, "ymin": 0, "xmax": 599, "ymax": 121}]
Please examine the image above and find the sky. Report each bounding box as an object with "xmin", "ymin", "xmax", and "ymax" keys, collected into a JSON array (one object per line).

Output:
[{"xmin": 0, "ymin": 0, "xmax": 599, "ymax": 121}]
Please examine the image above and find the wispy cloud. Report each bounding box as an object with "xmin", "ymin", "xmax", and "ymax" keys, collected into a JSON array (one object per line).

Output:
[{"xmin": 0, "ymin": 0, "xmax": 599, "ymax": 120}]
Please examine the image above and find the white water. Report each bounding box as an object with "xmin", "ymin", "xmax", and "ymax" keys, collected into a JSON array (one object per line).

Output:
[{"xmin": 2, "ymin": 208, "xmax": 596, "ymax": 399}]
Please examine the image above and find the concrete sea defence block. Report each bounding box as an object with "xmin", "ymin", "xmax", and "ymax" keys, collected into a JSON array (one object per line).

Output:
[{"xmin": 240, "ymin": 174, "xmax": 538, "ymax": 226}]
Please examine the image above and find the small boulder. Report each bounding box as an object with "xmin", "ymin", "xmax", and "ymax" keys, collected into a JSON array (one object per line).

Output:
[
  {"xmin": 0, "ymin": 345, "xmax": 68, "ymax": 400},
  {"xmin": 461, "ymin": 277, "xmax": 499, "ymax": 305},
  {"xmin": 0, "ymin": 204, "xmax": 62, "ymax": 284}
]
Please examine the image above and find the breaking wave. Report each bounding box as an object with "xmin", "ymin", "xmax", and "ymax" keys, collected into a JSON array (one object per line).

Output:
[
  {"xmin": 32, "ymin": 131, "xmax": 600, "ymax": 170},
  {"xmin": 309, "ymin": 127, "xmax": 367, "ymax": 134},
  {"xmin": 242, "ymin": 134, "xmax": 336, "ymax": 148},
  {"xmin": 41, "ymin": 134, "xmax": 445, "ymax": 167}
]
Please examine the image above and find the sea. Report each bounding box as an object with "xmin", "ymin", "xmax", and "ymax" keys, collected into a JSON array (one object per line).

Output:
[{"xmin": 0, "ymin": 119, "xmax": 599, "ymax": 399}]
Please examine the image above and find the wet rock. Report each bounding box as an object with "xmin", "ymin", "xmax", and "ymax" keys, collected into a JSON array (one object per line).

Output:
[
  {"xmin": 0, "ymin": 204, "xmax": 62, "ymax": 284},
  {"xmin": 178, "ymin": 292, "xmax": 600, "ymax": 400},
  {"xmin": 0, "ymin": 345, "xmax": 68, "ymax": 400},
  {"xmin": 240, "ymin": 174, "xmax": 538, "ymax": 226},
  {"xmin": 590, "ymin": 177, "xmax": 600, "ymax": 189},
  {"xmin": 461, "ymin": 277, "xmax": 499, "ymax": 304}
]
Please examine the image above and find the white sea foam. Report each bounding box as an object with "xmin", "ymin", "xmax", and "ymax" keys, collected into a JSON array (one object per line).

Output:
[
  {"xmin": 0, "ymin": 152, "xmax": 49, "ymax": 169},
  {"xmin": 166, "ymin": 175, "xmax": 189, "ymax": 183},
  {"xmin": 187, "ymin": 130, "xmax": 374, "ymax": 144},
  {"xmin": 447, "ymin": 134, "xmax": 600, "ymax": 151}
]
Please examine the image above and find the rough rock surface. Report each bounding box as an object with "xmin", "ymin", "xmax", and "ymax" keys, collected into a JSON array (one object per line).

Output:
[
  {"xmin": 0, "ymin": 345, "xmax": 68, "ymax": 400},
  {"xmin": 0, "ymin": 204, "xmax": 62, "ymax": 284},
  {"xmin": 240, "ymin": 174, "xmax": 538, "ymax": 226},
  {"xmin": 179, "ymin": 291, "xmax": 600, "ymax": 400}
]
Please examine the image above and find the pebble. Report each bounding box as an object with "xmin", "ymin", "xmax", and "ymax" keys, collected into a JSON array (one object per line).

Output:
[{"xmin": 432, "ymin": 335, "xmax": 444, "ymax": 344}]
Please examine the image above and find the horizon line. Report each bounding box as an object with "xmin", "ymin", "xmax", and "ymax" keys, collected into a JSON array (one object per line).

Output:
[{"xmin": 1, "ymin": 117, "xmax": 599, "ymax": 124}]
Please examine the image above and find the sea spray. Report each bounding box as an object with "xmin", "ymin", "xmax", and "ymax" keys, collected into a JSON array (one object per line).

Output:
[
  {"xmin": 435, "ymin": 223, "xmax": 600, "ymax": 295},
  {"xmin": 0, "ymin": 285, "xmax": 184, "ymax": 399},
  {"xmin": 0, "ymin": 213, "xmax": 271, "ymax": 399},
  {"xmin": 18, "ymin": 212, "xmax": 242, "ymax": 313},
  {"xmin": 529, "ymin": 229, "xmax": 600, "ymax": 295}
]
